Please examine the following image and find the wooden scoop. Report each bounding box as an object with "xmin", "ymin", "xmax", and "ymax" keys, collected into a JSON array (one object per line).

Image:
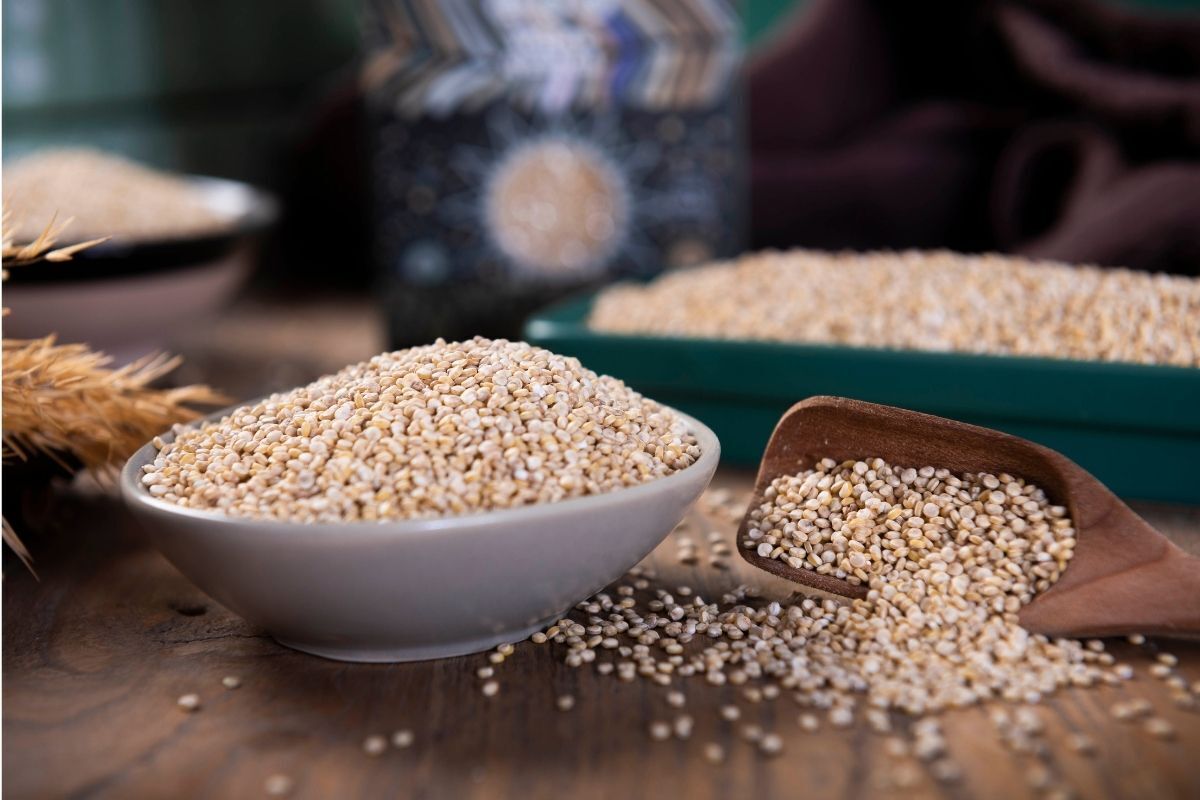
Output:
[{"xmin": 737, "ymin": 396, "xmax": 1200, "ymax": 639}]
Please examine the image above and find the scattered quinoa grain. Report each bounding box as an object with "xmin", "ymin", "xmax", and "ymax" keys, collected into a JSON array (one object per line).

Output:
[
  {"xmin": 829, "ymin": 707, "xmax": 853, "ymax": 728},
  {"xmin": 1145, "ymin": 717, "xmax": 1175, "ymax": 739},
  {"xmin": 177, "ymin": 693, "xmax": 201, "ymax": 712},
  {"xmin": 759, "ymin": 733, "xmax": 784, "ymax": 756},
  {"xmin": 1027, "ymin": 764, "xmax": 1053, "ymax": 790},
  {"xmin": 649, "ymin": 721, "xmax": 671, "ymax": 741},
  {"xmin": 931, "ymin": 759, "xmax": 962, "ymax": 783},
  {"xmin": 866, "ymin": 709, "xmax": 891, "ymax": 733},
  {"xmin": 673, "ymin": 715, "xmax": 694, "ymax": 739},
  {"xmin": 913, "ymin": 735, "xmax": 945, "ymax": 762},
  {"xmin": 1111, "ymin": 700, "xmax": 1153, "ymax": 721},
  {"xmin": 1014, "ymin": 707, "xmax": 1043, "ymax": 734},
  {"xmin": 221, "ymin": 676, "xmax": 241, "ymax": 690},
  {"xmin": 481, "ymin": 681, "xmax": 500, "ymax": 698},
  {"xmin": 391, "ymin": 729, "xmax": 415, "ymax": 749},
  {"xmin": 1170, "ymin": 692, "xmax": 1196, "ymax": 710},
  {"xmin": 264, "ymin": 774, "xmax": 293, "ymax": 796},
  {"xmin": 363, "ymin": 735, "xmax": 387, "ymax": 756},
  {"xmin": 1067, "ymin": 732, "xmax": 1095, "ymax": 755},
  {"xmin": 515, "ymin": 456, "xmax": 1182, "ymax": 781}
]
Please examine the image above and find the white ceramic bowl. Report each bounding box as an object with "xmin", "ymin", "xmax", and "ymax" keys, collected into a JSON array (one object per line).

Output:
[{"xmin": 121, "ymin": 410, "xmax": 719, "ymax": 662}]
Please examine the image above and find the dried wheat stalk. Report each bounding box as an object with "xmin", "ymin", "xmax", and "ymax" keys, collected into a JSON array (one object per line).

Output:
[
  {"xmin": 2, "ymin": 209, "xmax": 109, "ymax": 269},
  {"xmin": 2, "ymin": 337, "xmax": 225, "ymax": 472},
  {"xmin": 2, "ymin": 210, "xmax": 226, "ymax": 567}
]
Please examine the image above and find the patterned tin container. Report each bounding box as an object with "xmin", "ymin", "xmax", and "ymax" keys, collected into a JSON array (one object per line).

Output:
[{"xmin": 362, "ymin": 0, "xmax": 744, "ymax": 345}]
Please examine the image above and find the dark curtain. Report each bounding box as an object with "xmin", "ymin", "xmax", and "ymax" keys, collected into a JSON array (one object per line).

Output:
[{"xmin": 748, "ymin": 0, "xmax": 1200, "ymax": 273}]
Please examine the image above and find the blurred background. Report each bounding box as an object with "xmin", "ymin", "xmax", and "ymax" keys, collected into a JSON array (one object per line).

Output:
[
  {"xmin": 4, "ymin": 6, "xmax": 1200, "ymax": 793},
  {"xmin": 3, "ymin": 0, "xmax": 1198, "ymax": 419}
]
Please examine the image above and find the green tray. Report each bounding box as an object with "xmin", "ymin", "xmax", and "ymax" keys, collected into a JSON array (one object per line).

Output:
[{"xmin": 525, "ymin": 294, "xmax": 1200, "ymax": 505}]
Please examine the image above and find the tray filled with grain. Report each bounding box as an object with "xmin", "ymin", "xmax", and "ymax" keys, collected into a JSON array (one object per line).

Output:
[{"xmin": 524, "ymin": 250, "xmax": 1200, "ymax": 503}]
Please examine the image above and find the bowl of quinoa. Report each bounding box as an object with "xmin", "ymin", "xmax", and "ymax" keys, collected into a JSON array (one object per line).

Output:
[
  {"xmin": 122, "ymin": 338, "xmax": 718, "ymax": 662},
  {"xmin": 3, "ymin": 148, "xmax": 277, "ymax": 361}
]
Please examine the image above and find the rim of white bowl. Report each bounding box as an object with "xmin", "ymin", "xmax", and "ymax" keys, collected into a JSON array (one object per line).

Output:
[{"xmin": 120, "ymin": 404, "xmax": 721, "ymax": 534}]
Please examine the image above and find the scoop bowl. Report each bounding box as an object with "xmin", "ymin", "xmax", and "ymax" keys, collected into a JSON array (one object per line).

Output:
[
  {"xmin": 121, "ymin": 410, "xmax": 719, "ymax": 662},
  {"xmin": 737, "ymin": 396, "xmax": 1200, "ymax": 639}
]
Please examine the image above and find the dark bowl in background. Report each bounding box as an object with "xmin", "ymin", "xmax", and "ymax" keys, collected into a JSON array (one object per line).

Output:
[{"xmin": 4, "ymin": 175, "xmax": 278, "ymax": 362}]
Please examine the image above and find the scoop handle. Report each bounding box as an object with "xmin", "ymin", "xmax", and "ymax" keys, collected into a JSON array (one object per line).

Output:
[
  {"xmin": 1014, "ymin": 430, "xmax": 1200, "ymax": 639},
  {"xmin": 1018, "ymin": 531, "xmax": 1200, "ymax": 639}
]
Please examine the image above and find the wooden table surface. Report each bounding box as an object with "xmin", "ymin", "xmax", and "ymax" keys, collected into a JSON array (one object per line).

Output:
[
  {"xmin": 4, "ymin": 472, "xmax": 1199, "ymax": 800},
  {"xmin": 4, "ymin": 298, "xmax": 1199, "ymax": 799}
]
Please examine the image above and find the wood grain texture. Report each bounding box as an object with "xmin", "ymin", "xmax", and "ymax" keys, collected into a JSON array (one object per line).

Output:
[
  {"xmin": 737, "ymin": 397, "xmax": 1200, "ymax": 638},
  {"xmin": 4, "ymin": 472, "xmax": 1200, "ymax": 800}
]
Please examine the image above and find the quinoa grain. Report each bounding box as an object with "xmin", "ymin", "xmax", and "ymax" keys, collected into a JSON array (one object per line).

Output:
[
  {"xmin": 758, "ymin": 733, "xmax": 784, "ymax": 756},
  {"xmin": 264, "ymin": 774, "xmax": 293, "ymax": 796},
  {"xmin": 1066, "ymin": 733, "xmax": 1096, "ymax": 755},
  {"xmin": 590, "ymin": 250, "xmax": 1200, "ymax": 367},
  {"xmin": 1145, "ymin": 717, "xmax": 1175, "ymax": 739},
  {"xmin": 145, "ymin": 339, "xmax": 699, "ymax": 522}
]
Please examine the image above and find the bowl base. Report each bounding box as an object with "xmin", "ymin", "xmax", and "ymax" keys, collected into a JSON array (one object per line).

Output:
[{"xmin": 273, "ymin": 615, "xmax": 560, "ymax": 663}]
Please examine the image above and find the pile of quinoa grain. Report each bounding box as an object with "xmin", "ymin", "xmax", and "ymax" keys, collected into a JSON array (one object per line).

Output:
[
  {"xmin": 141, "ymin": 338, "xmax": 700, "ymax": 522},
  {"xmin": 588, "ymin": 249, "xmax": 1200, "ymax": 368},
  {"xmin": 744, "ymin": 457, "xmax": 1072, "ymax": 595},
  {"xmin": 4, "ymin": 148, "xmax": 228, "ymax": 242},
  {"xmin": 531, "ymin": 459, "xmax": 1124, "ymax": 718},
  {"xmin": 490, "ymin": 472, "xmax": 1197, "ymax": 794}
]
